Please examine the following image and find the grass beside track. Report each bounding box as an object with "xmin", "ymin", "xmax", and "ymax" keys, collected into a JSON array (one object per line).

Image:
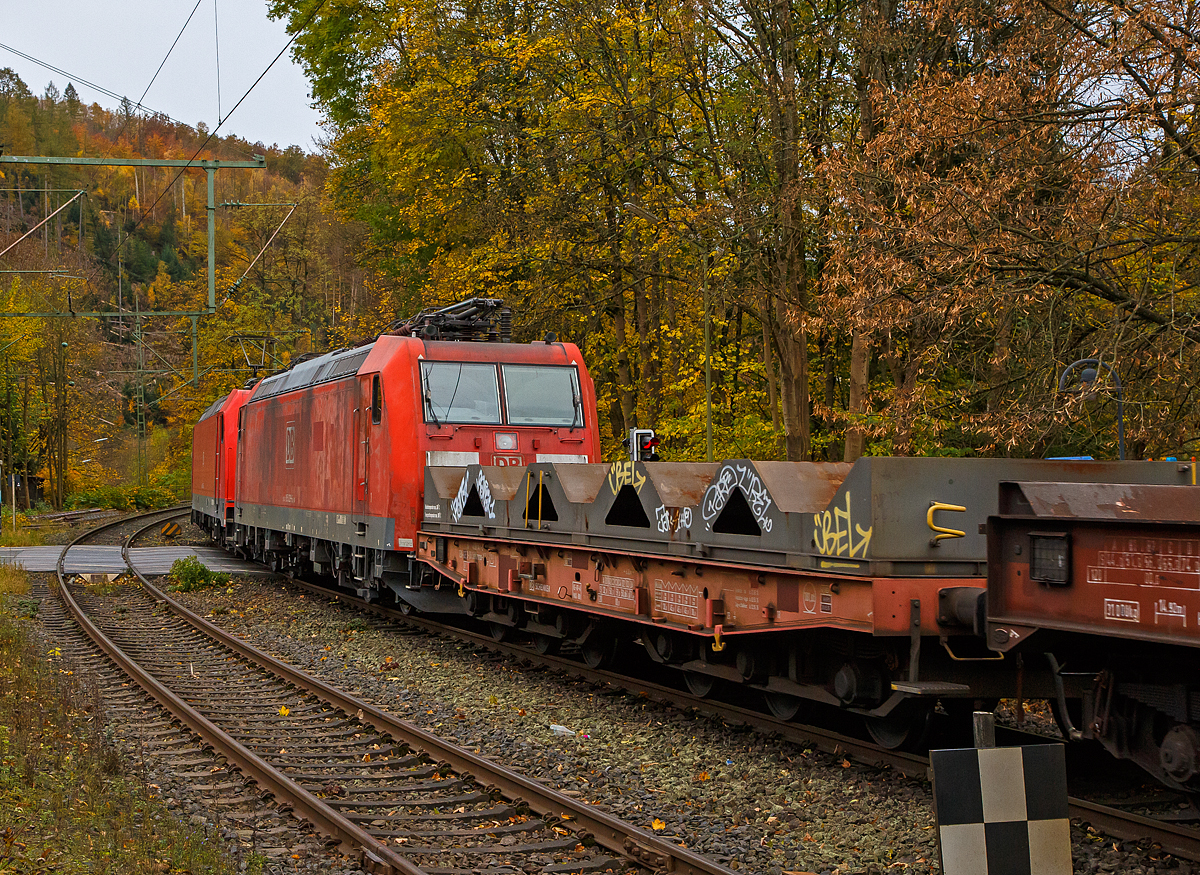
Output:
[
  {"xmin": 0, "ymin": 527, "xmax": 45, "ymax": 548},
  {"xmin": 0, "ymin": 570, "xmax": 255, "ymax": 874}
]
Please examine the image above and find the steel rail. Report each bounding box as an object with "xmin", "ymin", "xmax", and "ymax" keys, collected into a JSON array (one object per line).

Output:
[
  {"xmin": 55, "ymin": 510, "xmax": 424, "ymax": 875},
  {"xmin": 279, "ymin": 578, "xmax": 1200, "ymax": 863},
  {"xmin": 1067, "ymin": 798, "xmax": 1200, "ymax": 860},
  {"xmin": 125, "ymin": 518, "xmax": 736, "ymax": 875}
]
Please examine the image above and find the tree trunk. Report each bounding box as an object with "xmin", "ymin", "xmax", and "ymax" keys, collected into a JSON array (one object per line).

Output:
[
  {"xmin": 775, "ymin": 307, "xmax": 810, "ymax": 461},
  {"xmin": 844, "ymin": 328, "xmax": 870, "ymax": 461},
  {"xmin": 760, "ymin": 295, "xmax": 781, "ymax": 434},
  {"xmin": 610, "ymin": 284, "xmax": 636, "ymax": 433}
]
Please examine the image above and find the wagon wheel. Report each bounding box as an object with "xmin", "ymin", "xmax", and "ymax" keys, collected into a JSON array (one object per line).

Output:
[
  {"xmin": 683, "ymin": 671, "xmax": 717, "ymax": 698},
  {"xmin": 764, "ymin": 692, "xmax": 802, "ymax": 721},
  {"xmin": 532, "ymin": 634, "xmax": 560, "ymax": 655},
  {"xmin": 488, "ymin": 622, "xmax": 511, "ymax": 642},
  {"xmin": 866, "ymin": 701, "xmax": 934, "ymax": 751},
  {"xmin": 580, "ymin": 638, "xmax": 615, "ymax": 670}
]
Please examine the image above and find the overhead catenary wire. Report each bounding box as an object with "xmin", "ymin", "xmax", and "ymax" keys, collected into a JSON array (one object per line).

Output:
[
  {"xmin": 117, "ymin": 0, "xmax": 330, "ymax": 256},
  {"xmin": 0, "ymin": 191, "xmax": 84, "ymax": 262},
  {"xmin": 225, "ymin": 202, "xmax": 298, "ymax": 297},
  {"xmin": 213, "ymin": 0, "xmax": 222, "ymax": 124},
  {"xmin": 135, "ymin": 0, "xmax": 207, "ymax": 117},
  {"xmin": 0, "ymin": 41, "xmax": 186, "ymax": 128}
]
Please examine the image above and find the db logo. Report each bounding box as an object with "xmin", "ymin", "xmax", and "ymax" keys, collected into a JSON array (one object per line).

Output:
[
  {"xmin": 802, "ymin": 583, "xmax": 818, "ymax": 614},
  {"xmin": 491, "ymin": 454, "xmax": 523, "ymax": 467}
]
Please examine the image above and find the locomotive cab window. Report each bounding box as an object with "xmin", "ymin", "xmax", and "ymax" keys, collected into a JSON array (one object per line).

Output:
[
  {"xmin": 502, "ymin": 365, "xmax": 584, "ymax": 427},
  {"xmin": 371, "ymin": 375, "xmax": 383, "ymax": 424},
  {"xmin": 1029, "ymin": 532, "xmax": 1071, "ymax": 586},
  {"xmin": 420, "ymin": 362, "xmax": 502, "ymax": 425}
]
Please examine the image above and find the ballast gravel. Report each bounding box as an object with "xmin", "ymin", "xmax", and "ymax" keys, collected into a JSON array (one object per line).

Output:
[{"xmin": 176, "ymin": 578, "xmax": 1188, "ymax": 875}]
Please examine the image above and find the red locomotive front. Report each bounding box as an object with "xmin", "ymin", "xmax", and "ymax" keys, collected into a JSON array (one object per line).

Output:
[
  {"xmin": 191, "ymin": 387, "xmax": 252, "ymax": 542},
  {"xmin": 232, "ymin": 301, "xmax": 600, "ymax": 600}
]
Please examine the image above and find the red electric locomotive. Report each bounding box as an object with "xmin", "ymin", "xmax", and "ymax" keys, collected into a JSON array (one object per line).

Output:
[
  {"xmin": 226, "ymin": 300, "xmax": 601, "ymax": 608},
  {"xmin": 191, "ymin": 387, "xmax": 253, "ymax": 541}
]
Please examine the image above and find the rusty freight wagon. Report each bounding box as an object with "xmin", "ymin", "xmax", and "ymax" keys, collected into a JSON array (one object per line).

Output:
[
  {"xmin": 988, "ymin": 477, "xmax": 1200, "ymax": 790},
  {"xmin": 416, "ymin": 457, "xmax": 1191, "ymax": 749}
]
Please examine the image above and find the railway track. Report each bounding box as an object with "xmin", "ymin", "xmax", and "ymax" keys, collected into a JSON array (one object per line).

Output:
[
  {"xmin": 31, "ymin": 506, "xmax": 317, "ymax": 870},
  {"xmin": 47, "ymin": 509, "xmax": 735, "ymax": 875},
  {"xmin": 275, "ymin": 574, "xmax": 1200, "ymax": 864}
]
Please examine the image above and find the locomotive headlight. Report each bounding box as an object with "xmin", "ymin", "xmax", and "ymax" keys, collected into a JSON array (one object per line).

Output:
[{"xmin": 495, "ymin": 433, "xmax": 518, "ymax": 451}]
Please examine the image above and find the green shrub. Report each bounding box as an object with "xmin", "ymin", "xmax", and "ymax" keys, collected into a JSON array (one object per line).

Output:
[
  {"xmin": 167, "ymin": 555, "xmax": 230, "ymax": 592},
  {"xmin": 66, "ymin": 484, "xmax": 177, "ymax": 511},
  {"xmin": 66, "ymin": 485, "xmax": 131, "ymax": 510},
  {"xmin": 129, "ymin": 485, "xmax": 176, "ymax": 509}
]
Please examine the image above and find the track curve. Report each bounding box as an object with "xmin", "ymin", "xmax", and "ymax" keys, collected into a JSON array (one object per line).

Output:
[{"xmin": 50, "ymin": 508, "xmax": 738, "ymax": 875}]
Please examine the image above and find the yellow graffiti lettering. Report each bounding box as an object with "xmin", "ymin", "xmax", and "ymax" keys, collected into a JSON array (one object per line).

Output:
[
  {"xmin": 813, "ymin": 492, "xmax": 873, "ymax": 558},
  {"xmin": 607, "ymin": 460, "xmax": 646, "ymax": 494}
]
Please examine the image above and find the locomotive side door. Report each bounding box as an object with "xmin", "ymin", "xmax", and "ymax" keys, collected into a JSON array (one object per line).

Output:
[
  {"xmin": 353, "ymin": 375, "xmax": 371, "ymax": 516},
  {"xmin": 214, "ymin": 414, "xmax": 224, "ymax": 504}
]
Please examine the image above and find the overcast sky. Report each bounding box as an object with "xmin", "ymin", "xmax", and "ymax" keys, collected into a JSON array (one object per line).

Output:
[{"xmin": 0, "ymin": 0, "xmax": 325, "ymax": 152}]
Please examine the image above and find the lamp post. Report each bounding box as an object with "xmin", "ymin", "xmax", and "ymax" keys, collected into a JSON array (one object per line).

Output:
[
  {"xmin": 622, "ymin": 203, "xmax": 713, "ymax": 463},
  {"xmin": 1058, "ymin": 358, "xmax": 1124, "ymax": 461}
]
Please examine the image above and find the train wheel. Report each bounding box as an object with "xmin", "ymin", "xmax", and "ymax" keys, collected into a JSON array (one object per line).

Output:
[
  {"xmin": 397, "ymin": 599, "xmax": 417, "ymax": 616},
  {"xmin": 684, "ymin": 672, "xmax": 716, "ymax": 698},
  {"xmin": 505, "ymin": 600, "xmax": 523, "ymax": 628},
  {"xmin": 866, "ymin": 702, "xmax": 934, "ymax": 751},
  {"xmin": 489, "ymin": 622, "xmax": 511, "ymax": 642},
  {"xmin": 533, "ymin": 634, "xmax": 560, "ymax": 655},
  {"xmin": 580, "ymin": 639, "xmax": 614, "ymax": 670},
  {"xmin": 765, "ymin": 692, "xmax": 802, "ymax": 721}
]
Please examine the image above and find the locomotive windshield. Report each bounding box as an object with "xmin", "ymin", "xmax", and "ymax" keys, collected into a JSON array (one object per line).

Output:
[
  {"xmin": 502, "ymin": 365, "xmax": 583, "ymax": 427},
  {"xmin": 420, "ymin": 362, "xmax": 502, "ymax": 424}
]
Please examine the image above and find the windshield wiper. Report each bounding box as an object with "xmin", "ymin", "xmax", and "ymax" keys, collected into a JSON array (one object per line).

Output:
[
  {"xmin": 570, "ymin": 376, "xmax": 582, "ymax": 429},
  {"xmin": 425, "ymin": 387, "xmax": 441, "ymax": 428}
]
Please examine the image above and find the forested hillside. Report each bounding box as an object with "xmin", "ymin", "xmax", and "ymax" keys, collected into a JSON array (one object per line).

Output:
[
  {"xmin": 268, "ymin": 0, "xmax": 1200, "ymax": 464},
  {"xmin": 0, "ymin": 69, "xmax": 386, "ymax": 507}
]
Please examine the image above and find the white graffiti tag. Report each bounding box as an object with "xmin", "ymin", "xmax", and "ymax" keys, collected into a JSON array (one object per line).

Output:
[
  {"xmin": 656, "ymin": 504, "xmax": 695, "ymax": 534},
  {"xmin": 701, "ymin": 463, "xmax": 773, "ymax": 533},
  {"xmin": 655, "ymin": 504, "xmax": 672, "ymax": 533},
  {"xmin": 451, "ymin": 469, "xmax": 497, "ymax": 521}
]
